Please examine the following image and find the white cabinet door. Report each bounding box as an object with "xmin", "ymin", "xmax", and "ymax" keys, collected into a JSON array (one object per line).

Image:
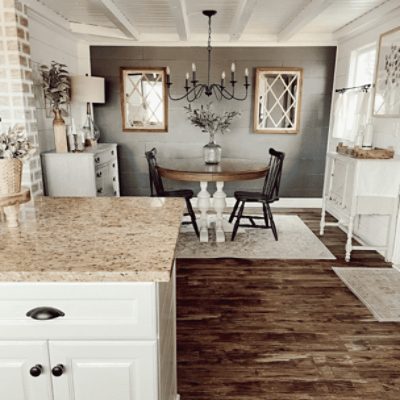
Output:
[
  {"xmin": 49, "ymin": 341, "xmax": 158, "ymax": 400},
  {"xmin": 0, "ymin": 341, "xmax": 52, "ymax": 400}
]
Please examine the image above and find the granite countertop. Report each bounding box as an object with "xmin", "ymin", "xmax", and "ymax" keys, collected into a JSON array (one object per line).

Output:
[{"xmin": 0, "ymin": 196, "xmax": 185, "ymax": 282}]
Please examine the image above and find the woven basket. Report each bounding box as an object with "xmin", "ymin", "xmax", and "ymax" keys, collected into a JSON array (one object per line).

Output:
[{"xmin": 0, "ymin": 158, "xmax": 23, "ymax": 196}]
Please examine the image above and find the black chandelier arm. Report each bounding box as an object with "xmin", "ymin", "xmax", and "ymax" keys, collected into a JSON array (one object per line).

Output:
[
  {"xmin": 167, "ymin": 84, "xmax": 199, "ymax": 101},
  {"xmin": 211, "ymin": 84, "xmax": 224, "ymax": 101},
  {"xmin": 220, "ymin": 84, "xmax": 250, "ymax": 101},
  {"xmin": 186, "ymin": 84, "xmax": 205, "ymax": 103}
]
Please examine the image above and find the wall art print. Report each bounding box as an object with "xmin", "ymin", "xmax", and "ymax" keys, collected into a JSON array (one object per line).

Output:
[{"xmin": 374, "ymin": 26, "xmax": 400, "ymax": 117}]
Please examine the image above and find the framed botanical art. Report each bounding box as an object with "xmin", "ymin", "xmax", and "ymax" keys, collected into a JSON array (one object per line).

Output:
[
  {"xmin": 120, "ymin": 67, "xmax": 168, "ymax": 132},
  {"xmin": 254, "ymin": 67, "xmax": 303, "ymax": 134},
  {"xmin": 373, "ymin": 26, "xmax": 400, "ymax": 117}
]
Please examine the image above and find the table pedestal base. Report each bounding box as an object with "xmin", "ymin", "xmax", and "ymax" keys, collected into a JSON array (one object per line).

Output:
[{"xmin": 197, "ymin": 181, "xmax": 227, "ymax": 243}]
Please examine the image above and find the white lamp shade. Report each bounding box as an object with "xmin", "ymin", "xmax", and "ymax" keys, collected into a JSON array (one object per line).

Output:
[{"xmin": 71, "ymin": 75, "xmax": 105, "ymax": 103}]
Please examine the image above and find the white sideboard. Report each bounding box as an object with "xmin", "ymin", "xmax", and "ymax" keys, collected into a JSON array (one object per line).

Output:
[
  {"xmin": 320, "ymin": 152, "xmax": 400, "ymax": 262},
  {"xmin": 0, "ymin": 268, "xmax": 177, "ymax": 400},
  {"xmin": 41, "ymin": 143, "xmax": 120, "ymax": 197}
]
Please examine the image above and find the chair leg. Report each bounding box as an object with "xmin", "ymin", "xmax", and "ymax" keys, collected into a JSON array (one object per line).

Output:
[
  {"xmin": 262, "ymin": 202, "xmax": 269, "ymax": 228},
  {"xmin": 267, "ymin": 204, "xmax": 278, "ymax": 241},
  {"xmin": 231, "ymin": 201, "xmax": 245, "ymax": 241},
  {"xmin": 186, "ymin": 198, "xmax": 200, "ymax": 237},
  {"xmin": 229, "ymin": 199, "xmax": 240, "ymax": 223}
]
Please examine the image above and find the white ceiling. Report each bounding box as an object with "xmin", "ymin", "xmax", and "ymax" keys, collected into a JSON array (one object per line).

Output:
[{"xmin": 32, "ymin": 0, "xmax": 400, "ymax": 44}]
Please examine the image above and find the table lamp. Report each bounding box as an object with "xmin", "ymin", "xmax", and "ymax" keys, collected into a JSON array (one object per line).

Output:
[{"xmin": 71, "ymin": 75, "xmax": 105, "ymax": 146}]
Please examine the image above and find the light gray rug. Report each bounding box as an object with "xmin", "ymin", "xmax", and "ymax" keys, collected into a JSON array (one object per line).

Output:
[
  {"xmin": 176, "ymin": 214, "xmax": 335, "ymax": 260},
  {"xmin": 333, "ymin": 267, "xmax": 400, "ymax": 322}
]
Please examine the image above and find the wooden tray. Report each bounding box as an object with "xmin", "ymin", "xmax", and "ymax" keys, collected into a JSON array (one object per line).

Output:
[{"xmin": 337, "ymin": 144, "xmax": 394, "ymax": 159}]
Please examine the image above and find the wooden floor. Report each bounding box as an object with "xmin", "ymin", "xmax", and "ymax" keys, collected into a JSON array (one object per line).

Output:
[{"xmin": 176, "ymin": 209, "xmax": 400, "ymax": 400}]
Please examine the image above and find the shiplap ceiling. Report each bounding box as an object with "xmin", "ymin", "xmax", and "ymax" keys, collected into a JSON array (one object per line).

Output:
[{"xmin": 31, "ymin": 0, "xmax": 400, "ymax": 44}]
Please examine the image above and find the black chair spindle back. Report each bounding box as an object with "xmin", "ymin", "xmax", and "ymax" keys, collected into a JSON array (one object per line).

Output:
[
  {"xmin": 145, "ymin": 148, "xmax": 165, "ymax": 196},
  {"xmin": 262, "ymin": 148, "xmax": 285, "ymax": 202}
]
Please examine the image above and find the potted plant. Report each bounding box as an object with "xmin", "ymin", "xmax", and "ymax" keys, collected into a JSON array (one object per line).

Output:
[
  {"xmin": 0, "ymin": 124, "xmax": 36, "ymax": 196},
  {"xmin": 40, "ymin": 61, "xmax": 70, "ymax": 153},
  {"xmin": 185, "ymin": 103, "xmax": 240, "ymax": 164}
]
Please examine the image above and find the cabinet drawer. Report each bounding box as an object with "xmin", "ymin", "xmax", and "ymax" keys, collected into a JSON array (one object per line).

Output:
[
  {"xmin": 0, "ymin": 283, "xmax": 157, "ymax": 340},
  {"xmin": 94, "ymin": 147, "xmax": 117, "ymax": 166}
]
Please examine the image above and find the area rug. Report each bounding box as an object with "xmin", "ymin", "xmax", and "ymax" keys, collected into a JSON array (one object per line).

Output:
[
  {"xmin": 176, "ymin": 214, "xmax": 335, "ymax": 260},
  {"xmin": 333, "ymin": 267, "xmax": 400, "ymax": 322}
]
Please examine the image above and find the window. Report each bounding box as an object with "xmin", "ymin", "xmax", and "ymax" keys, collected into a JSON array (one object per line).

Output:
[{"xmin": 348, "ymin": 44, "xmax": 376, "ymax": 87}]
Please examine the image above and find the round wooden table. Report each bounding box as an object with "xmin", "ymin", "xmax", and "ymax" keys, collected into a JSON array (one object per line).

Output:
[{"xmin": 158, "ymin": 158, "xmax": 268, "ymax": 243}]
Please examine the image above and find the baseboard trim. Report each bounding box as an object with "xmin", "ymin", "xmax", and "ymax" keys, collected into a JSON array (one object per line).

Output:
[{"xmin": 192, "ymin": 197, "xmax": 322, "ymax": 209}]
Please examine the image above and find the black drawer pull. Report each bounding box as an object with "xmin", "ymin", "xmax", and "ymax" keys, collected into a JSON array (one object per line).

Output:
[
  {"xmin": 52, "ymin": 364, "xmax": 65, "ymax": 377},
  {"xmin": 26, "ymin": 307, "xmax": 65, "ymax": 320},
  {"xmin": 30, "ymin": 364, "xmax": 43, "ymax": 377}
]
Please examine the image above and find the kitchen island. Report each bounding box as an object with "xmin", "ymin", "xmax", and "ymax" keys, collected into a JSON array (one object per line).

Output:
[{"xmin": 0, "ymin": 196, "xmax": 184, "ymax": 400}]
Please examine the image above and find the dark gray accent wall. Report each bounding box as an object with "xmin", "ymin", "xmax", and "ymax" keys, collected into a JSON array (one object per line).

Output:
[{"xmin": 91, "ymin": 46, "xmax": 336, "ymax": 197}]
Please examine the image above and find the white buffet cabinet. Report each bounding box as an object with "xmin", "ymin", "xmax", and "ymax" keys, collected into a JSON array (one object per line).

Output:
[
  {"xmin": 0, "ymin": 272, "xmax": 177, "ymax": 400},
  {"xmin": 41, "ymin": 143, "xmax": 120, "ymax": 197},
  {"xmin": 321, "ymin": 152, "xmax": 400, "ymax": 262}
]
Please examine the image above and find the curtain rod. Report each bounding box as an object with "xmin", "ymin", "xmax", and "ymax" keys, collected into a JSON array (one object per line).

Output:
[{"xmin": 335, "ymin": 83, "xmax": 373, "ymax": 94}]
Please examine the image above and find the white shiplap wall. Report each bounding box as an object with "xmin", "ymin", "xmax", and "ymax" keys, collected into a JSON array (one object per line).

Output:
[{"xmin": 28, "ymin": 10, "xmax": 90, "ymax": 153}]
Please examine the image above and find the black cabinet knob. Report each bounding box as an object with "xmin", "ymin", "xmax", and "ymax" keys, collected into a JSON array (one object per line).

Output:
[
  {"xmin": 30, "ymin": 364, "xmax": 43, "ymax": 377},
  {"xmin": 52, "ymin": 364, "xmax": 65, "ymax": 377},
  {"xmin": 97, "ymin": 188, "xmax": 103, "ymax": 194},
  {"xmin": 96, "ymin": 171, "xmax": 102, "ymax": 177},
  {"xmin": 95, "ymin": 157, "xmax": 100, "ymax": 163}
]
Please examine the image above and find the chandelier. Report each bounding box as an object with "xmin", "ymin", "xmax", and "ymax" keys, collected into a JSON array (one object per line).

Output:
[{"xmin": 166, "ymin": 10, "xmax": 250, "ymax": 102}]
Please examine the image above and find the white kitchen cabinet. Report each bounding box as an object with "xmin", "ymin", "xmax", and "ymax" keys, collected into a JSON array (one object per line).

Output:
[
  {"xmin": 0, "ymin": 341, "xmax": 52, "ymax": 400},
  {"xmin": 49, "ymin": 341, "xmax": 158, "ymax": 400},
  {"xmin": 0, "ymin": 268, "xmax": 177, "ymax": 400},
  {"xmin": 41, "ymin": 143, "xmax": 120, "ymax": 197},
  {"xmin": 320, "ymin": 152, "xmax": 400, "ymax": 261}
]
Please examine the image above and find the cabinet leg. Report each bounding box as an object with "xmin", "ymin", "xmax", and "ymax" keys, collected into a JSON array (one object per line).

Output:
[
  {"xmin": 213, "ymin": 181, "xmax": 227, "ymax": 243},
  {"xmin": 3, "ymin": 205, "xmax": 20, "ymax": 228},
  {"xmin": 320, "ymin": 198, "xmax": 326, "ymax": 235},
  {"xmin": 197, "ymin": 181, "xmax": 210, "ymax": 243},
  {"xmin": 345, "ymin": 216, "xmax": 354, "ymax": 262}
]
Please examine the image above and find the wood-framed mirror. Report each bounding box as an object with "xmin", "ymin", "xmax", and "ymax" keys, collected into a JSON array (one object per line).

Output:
[
  {"xmin": 120, "ymin": 67, "xmax": 168, "ymax": 132},
  {"xmin": 254, "ymin": 67, "xmax": 303, "ymax": 134}
]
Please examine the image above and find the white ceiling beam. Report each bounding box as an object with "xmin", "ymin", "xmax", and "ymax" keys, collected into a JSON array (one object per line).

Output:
[
  {"xmin": 100, "ymin": 0, "xmax": 139, "ymax": 40},
  {"xmin": 70, "ymin": 22, "xmax": 130, "ymax": 40},
  {"xmin": 167, "ymin": 0, "xmax": 190, "ymax": 41},
  {"xmin": 229, "ymin": 0, "xmax": 259, "ymax": 41},
  {"xmin": 334, "ymin": 0, "xmax": 400, "ymax": 40},
  {"xmin": 278, "ymin": 0, "xmax": 334, "ymax": 42},
  {"xmin": 24, "ymin": 0, "xmax": 71, "ymax": 31}
]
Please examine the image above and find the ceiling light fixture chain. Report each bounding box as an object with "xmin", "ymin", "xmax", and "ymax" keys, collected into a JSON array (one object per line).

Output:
[{"xmin": 166, "ymin": 10, "xmax": 250, "ymax": 102}]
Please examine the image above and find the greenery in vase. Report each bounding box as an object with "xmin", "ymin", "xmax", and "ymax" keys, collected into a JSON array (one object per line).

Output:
[
  {"xmin": 0, "ymin": 125, "xmax": 36, "ymax": 160},
  {"xmin": 184, "ymin": 103, "xmax": 241, "ymax": 138},
  {"xmin": 40, "ymin": 61, "xmax": 70, "ymax": 115}
]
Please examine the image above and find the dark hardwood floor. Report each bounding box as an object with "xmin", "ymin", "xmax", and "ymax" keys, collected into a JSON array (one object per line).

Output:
[{"xmin": 176, "ymin": 209, "xmax": 400, "ymax": 400}]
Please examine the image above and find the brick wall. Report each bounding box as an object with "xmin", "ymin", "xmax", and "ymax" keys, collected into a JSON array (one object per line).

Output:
[{"xmin": 0, "ymin": 0, "xmax": 42, "ymax": 196}]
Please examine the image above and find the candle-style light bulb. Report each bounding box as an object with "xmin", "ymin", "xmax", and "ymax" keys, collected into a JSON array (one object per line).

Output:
[
  {"xmin": 192, "ymin": 63, "xmax": 196, "ymax": 72},
  {"xmin": 221, "ymin": 71, "xmax": 226, "ymax": 80},
  {"xmin": 231, "ymin": 63, "xmax": 236, "ymax": 72},
  {"xmin": 245, "ymin": 68, "xmax": 249, "ymax": 77},
  {"xmin": 166, "ymin": 66, "xmax": 170, "ymax": 75},
  {"xmin": 185, "ymin": 72, "xmax": 190, "ymax": 80}
]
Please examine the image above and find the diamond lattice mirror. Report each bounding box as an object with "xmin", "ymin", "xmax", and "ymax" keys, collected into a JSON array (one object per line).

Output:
[
  {"xmin": 120, "ymin": 68, "xmax": 168, "ymax": 132},
  {"xmin": 254, "ymin": 68, "xmax": 303, "ymax": 134}
]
